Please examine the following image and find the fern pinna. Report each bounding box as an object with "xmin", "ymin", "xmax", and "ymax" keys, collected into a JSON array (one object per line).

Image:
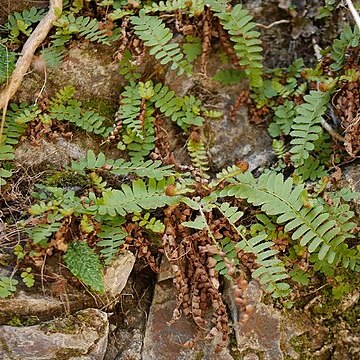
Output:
[
  {"xmin": 220, "ymin": 171, "xmax": 358, "ymax": 270},
  {"xmin": 130, "ymin": 10, "xmax": 191, "ymax": 75},
  {"xmin": 208, "ymin": 1, "xmax": 263, "ymax": 87},
  {"xmin": 290, "ymin": 90, "xmax": 330, "ymax": 167},
  {"xmin": 0, "ymin": 104, "xmax": 29, "ymax": 186}
]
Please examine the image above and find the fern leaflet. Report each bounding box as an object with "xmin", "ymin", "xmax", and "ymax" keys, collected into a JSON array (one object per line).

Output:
[
  {"xmin": 209, "ymin": 3, "xmax": 263, "ymax": 87},
  {"xmin": 64, "ymin": 241, "xmax": 104, "ymax": 292},
  {"xmin": 131, "ymin": 10, "xmax": 191, "ymax": 75},
  {"xmin": 290, "ymin": 90, "xmax": 330, "ymax": 167},
  {"xmin": 97, "ymin": 178, "xmax": 180, "ymax": 216},
  {"xmin": 220, "ymin": 171, "xmax": 358, "ymax": 269}
]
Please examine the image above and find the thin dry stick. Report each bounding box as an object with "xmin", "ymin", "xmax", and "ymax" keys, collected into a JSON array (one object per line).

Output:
[
  {"xmin": 345, "ymin": 0, "xmax": 360, "ymax": 30},
  {"xmin": 0, "ymin": 0, "xmax": 63, "ymax": 144}
]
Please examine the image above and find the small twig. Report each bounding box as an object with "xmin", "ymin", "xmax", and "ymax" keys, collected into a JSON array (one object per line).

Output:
[
  {"xmin": 0, "ymin": 0, "xmax": 63, "ymax": 144},
  {"xmin": 345, "ymin": 0, "xmax": 360, "ymax": 30},
  {"xmin": 256, "ymin": 19, "xmax": 291, "ymax": 30},
  {"xmin": 321, "ymin": 118, "xmax": 346, "ymax": 142}
]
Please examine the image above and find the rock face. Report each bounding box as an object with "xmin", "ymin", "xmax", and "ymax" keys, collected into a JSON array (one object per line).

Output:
[
  {"xmin": 142, "ymin": 260, "xmax": 233, "ymax": 360},
  {"xmin": 103, "ymin": 251, "xmax": 136, "ymax": 302},
  {"xmin": 0, "ymin": 308, "xmax": 109, "ymax": 360},
  {"xmin": 207, "ymin": 106, "xmax": 273, "ymax": 172},
  {"xmin": 229, "ymin": 281, "xmax": 300, "ymax": 360},
  {"xmin": 0, "ymin": 289, "xmax": 95, "ymax": 325}
]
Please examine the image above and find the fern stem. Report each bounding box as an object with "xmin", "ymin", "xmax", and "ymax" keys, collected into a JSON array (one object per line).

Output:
[
  {"xmin": 0, "ymin": 0, "xmax": 63, "ymax": 144},
  {"xmin": 345, "ymin": 0, "xmax": 360, "ymax": 31}
]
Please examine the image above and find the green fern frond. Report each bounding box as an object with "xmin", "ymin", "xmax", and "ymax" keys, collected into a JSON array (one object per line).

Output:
[
  {"xmin": 126, "ymin": 104, "xmax": 156, "ymax": 161},
  {"xmin": 236, "ymin": 232, "xmax": 291, "ymax": 297},
  {"xmin": 290, "ymin": 90, "xmax": 330, "ymax": 167},
  {"xmin": 41, "ymin": 46, "xmax": 66, "ymax": 68},
  {"xmin": 2, "ymin": 6, "xmax": 46, "ymax": 43},
  {"xmin": 213, "ymin": 237, "xmax": 240, "ymax": 277},
  {"xmin": 27, "ymin": 222, "xmax": 62, "ymax": 246},
  {"xmin": 151, "ymin": 83, "xmax": 203, "ymax": 130},
  {"xmin": 97, "ymin": 177, "xmax": 180, "ymax": 216},
  {"xmin": 210, "ymin": 3, "xmax": 263, "ymax": 87},
  {"xmin": 117, "ymin": 83, "xmax": 143, "ymax": 138},
  {"xmin": 48, "ymin": 86, "xmax": 111, "ymax": 136},
  {"xmin": 0, "ymin": 104, "xmax": 29, "ymax": 185},
  {"xmin": 71, "ymin": 150, "xmax": 174, "ymax": 180},
  {"xmin": 132, "ymin": 212, "xmax": 165, "ymax": 233},
  {"xmin": 144, "ymin": 0, "xmax": 188, "ymax": 14},
  {"xmin": 293, "ymin": 155, "xmax": 328, "ymax": 181},
  {"xmin": 210, "ymin": 165, "xmax": 247, "ymax": 188},
  {"xmin": 272, "ymin": 139, "xmax": 286, "ymax": 159},
  {"xmin": 64, "ymin": 241, "xmax": 104, "ymax": 292},
  {"xmin": 331, "ymin": 25, "xmax": 360, "ymax": 71},
  {"xmin": 187, "ymin": 134, "xmax": 210, "ymax": 179},
  {"xmin": 0, "ymin": 45, "xmax": 16, "ymax": 85},
  {"xmin": 111, "ymin": 159, "xmax": 174, "ymax": 180},
  {"xmin": 0, "ymin": 277, "xmax": 18, "ymax": 298},
  {"xmin": 220, "ymin": 171, "xmax": 358, "ymax": 269},
  {"xmin": 268, "ymin": 100, "xmax": 296, "ymax": 138},
  {"xmin": 215, "ymin": 200, "xmax": 290, "ymax": 296},
  {"xmin": 118, "ymin": 50, "xmax": 142, "ymax": 82},
  {"xmin": 53, "ymin": 14, "xmax": 110, "ymax": 45},
  {"xmin": 131, "ymin": 10, "xmax": 191, "ymax": 75},
  {"xmin": 96, "ymin": 217, "xmax": 127, "ymax": 264}
]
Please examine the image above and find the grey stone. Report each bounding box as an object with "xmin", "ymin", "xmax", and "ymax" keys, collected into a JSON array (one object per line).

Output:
[
  {"xmin": 142, "ymin": 259, "xmax": 233, "ymax": 360},
  {"xmin": 0, "ymin": 308, "xmax": 109, "ymax": 360},
  {"xmin": 102, "ymin": 251, "xmax": 136, "ymax": 303},
  {"xmin": 207, "ymin": 107, "xmax": 273, "ymax": 172}
]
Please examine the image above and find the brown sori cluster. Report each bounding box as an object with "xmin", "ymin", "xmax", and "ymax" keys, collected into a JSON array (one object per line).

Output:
[
  {"xmin": 229, "ymin": 90, "xmax": 250, "ymax": 122},
  {"xmin": 333, "ymin": 80, "xmax": 360, "ymax": 156},
  {"xmin": 151, "ymin": 115, "xmax": 176, "ymax": 164},
  {"xmin": 162, "ymin": 205, "xmax": 230, "ymax": 351},
  {"xmin": 200, "ymin": 8, "xmax": 213, "ymax": 75},
  {"xmin": 124, "ymin": 222, "xmax": 159, "ymax": 272}
]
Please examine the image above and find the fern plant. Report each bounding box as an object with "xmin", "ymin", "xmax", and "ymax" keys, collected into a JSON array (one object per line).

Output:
[
  {"xmin": 1, "ymin": 6, "xmax": 46, "ymax": 44},
  {"xmin": 47, "ymin": 86, "xmax": 111, "ymax": 136},
  {"xmin": 290, "ymin": 90, "xmax": 330, "ymax": 167},
  {"xmin": 151, "ymin": 82, "xmax": 203, "ymax": 130},
  {"xmin": 331, "ymin": 25, "xmax": 360, "ymax": 71},
  {"xmin": 71, "ymin": 150, "xmax": 174, "ymax": 180},
  {"xmin": 97, "ymin": 177, "xmax": 180, "ymax": 216},
  {"xmin": 0, "ymin": 45, "xmax": 16, "ymax": 85},
  {"xmin": 0, "ymin": 104, "xmax": 28, "ymax": 186},
  {"xmin": 0, "ymin": 277, "xmax": 18, "ymax": 298},
  {"xmin": 64, "ymin": 241, "xmax": 104, "ymax": 292},
  {"xmin": 96, "ymin": 217, "xmax": 127, "ymax": 264},
  {"xmin": 209, "ymin": 2, "xmax": 263, "ymax": 87},
  {"xmin": 130, "ymin": 10, "xmax": 191, "ymax": 75},
  {"xmin": 187, "ymin": 132, "xmax": 210, "ymax": 179},
  {"xmin": 268, "ymin": 100, "xmax": 296, "ymax": 138},
  {"xmin": 220, "ymin": 171, "xmax": 358, "ymax": 269}
]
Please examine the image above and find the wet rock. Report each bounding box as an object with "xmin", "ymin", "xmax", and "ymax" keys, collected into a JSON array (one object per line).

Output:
[
  {"xmin": 102, "ymin": 251, "xmax": 136, "ymax": 302},
  {"xmin": 0, "ymin": 308, "xmax": 109, "ymax": 360},
  {"xmin": 207, "ymin": 106, "xmax": 273, "ymax": 172}
]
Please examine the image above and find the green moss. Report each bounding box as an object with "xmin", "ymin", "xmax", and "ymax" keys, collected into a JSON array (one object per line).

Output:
[
  {"xmin": 194, "ymin": 350, "xmax": 205, "ymax": 360},
  {"xmin": 46, "ymin": 170, "xmax": 88, "ymax": 188},
  {"xmin": 55, "ymin": 348, "xmax": 86, "ymax": 359},
  {"xmin": 82, "ymin": 98, "xmax": 117, "ymax": 124},
  {"xmin": 0, "ymin": 337, "xmax": 15, "ymax": 359},
  {"xmin": 41, "ymin": 316, "xmax": 78, "ymax": 335}
]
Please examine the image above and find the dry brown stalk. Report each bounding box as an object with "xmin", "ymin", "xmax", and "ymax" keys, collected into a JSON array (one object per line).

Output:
[{"xmin": 0, "ymin": 0, "xmax": 63, "ymax": 144}]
